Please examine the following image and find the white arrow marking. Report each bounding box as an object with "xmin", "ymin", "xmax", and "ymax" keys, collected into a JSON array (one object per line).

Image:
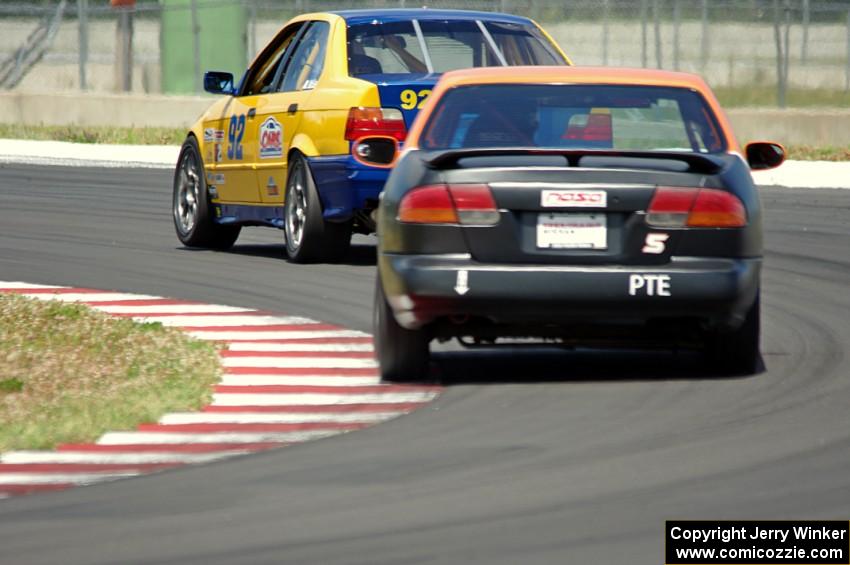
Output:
[{"xmin": 454, "ymin": 270, "xmax": 469, "ymax": 295}]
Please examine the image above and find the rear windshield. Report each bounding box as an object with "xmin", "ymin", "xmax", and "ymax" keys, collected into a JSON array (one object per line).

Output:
[
  {"xmin": 346, "ymin": 19, "xmax": 564, "ymax": 77},
  {"xmin": 419, "ymin": 84, "xmax": 727, "ymax": 153}
]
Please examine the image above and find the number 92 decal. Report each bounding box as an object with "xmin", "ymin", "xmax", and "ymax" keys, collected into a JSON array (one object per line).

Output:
[
  {"xmin": 227, "ymin": 114, "xmax": 246, "ymax": 160},
  {"xmin": 400, "ymin": 89, "xmax": 432, "ymax": 110}
]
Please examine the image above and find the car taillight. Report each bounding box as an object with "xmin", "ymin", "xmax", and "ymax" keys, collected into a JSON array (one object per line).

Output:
[
  {"xmin": 688, "ymin": 189, "xmax": 748, "ymax": 227},
  {"xmin": 647, "ymin": 187, "xmax": 746, "ymax": 228},
  {"xmin": 345, "ymin": 107, "xmax": 406, "ymax": 142},
  {"xmin": 398, "ymin": 184, "xmax": 499, "ymax": 226}
]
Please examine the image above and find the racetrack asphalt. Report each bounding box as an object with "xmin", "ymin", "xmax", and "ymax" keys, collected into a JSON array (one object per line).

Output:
[{"xmin": 0, "ymin": 164, "xmax": 848, "ymax": 564}]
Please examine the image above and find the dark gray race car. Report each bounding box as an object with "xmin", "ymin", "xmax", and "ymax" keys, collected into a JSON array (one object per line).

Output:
[{"xmin": 366, "ymin": 66, "xmax": 785, "ymax": 381}]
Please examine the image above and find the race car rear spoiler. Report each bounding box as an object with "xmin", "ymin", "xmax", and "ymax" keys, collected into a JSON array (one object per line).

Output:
[{"xmin": 423, "ymin": 148, "xmax": 726, "ymax": 174}]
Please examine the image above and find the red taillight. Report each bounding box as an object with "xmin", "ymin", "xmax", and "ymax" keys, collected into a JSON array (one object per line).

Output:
[
  {"xmin": 398, "ymin": 185, "xmax": 457, "ymax": 224},
  {"xmin": 448, "ymin": 184, "xmax": 500, "ymax": 225},
  {"xmin": 345, "ymin": 107, "xmax": 406, "ymax": 142},
  {"xmin": 687, "ymin": 189, "xmax": 747, "ymax": 227},
  {"xmin": 398, "ymin": 184, "xmax": 499, "ymax": 225},
  {"xmin": 647, "ymin": 187, "xmax": 746, "ymax": 228}
]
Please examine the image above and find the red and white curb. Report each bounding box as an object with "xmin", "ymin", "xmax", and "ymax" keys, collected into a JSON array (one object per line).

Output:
[{"xmin": 0, "ymin": 282, "xmax": 440, "ymax": 498}]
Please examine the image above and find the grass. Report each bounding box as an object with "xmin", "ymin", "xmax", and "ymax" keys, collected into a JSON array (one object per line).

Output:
[
  {"xmin": 0, "ymin": 124, "xmax": 186, "ymax": 145},
  {"xmin": 0, "ymin": 294, "xmax": 222, "ymax": 452},
  {"xmin": 715, "ymin": 85, "xmax": 850, "ymax": 108},
  {"xmin": 785, "ymin": 145, "xmax": 850, "ymax": 162}
]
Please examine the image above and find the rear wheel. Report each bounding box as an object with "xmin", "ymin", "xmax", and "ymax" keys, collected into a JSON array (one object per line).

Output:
[
  {"xmin": 706, "ymin": 293, "xmax": 761, "ymax": 375},
  {"xmin": 172, "ymin": 136, "xmax": 240, "ymax": 249},
  {"xmin": 373, "ymin": 278, "xmax": 430, "ymax": 382},
  {"xmin": 284, "ymin": 153, "xmax": 352, "ymax": 263}
]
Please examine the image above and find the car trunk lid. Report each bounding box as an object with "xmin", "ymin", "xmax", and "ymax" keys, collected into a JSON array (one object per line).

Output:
[{"xmin": 426, "ymin": 150, "xmax": 728, "ymax": 266}]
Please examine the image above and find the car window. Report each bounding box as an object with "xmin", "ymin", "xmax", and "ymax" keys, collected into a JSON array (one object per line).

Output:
[
  {"xmin": 420, "ymin": 84, "xmax": 726, "ymax": 153},
  {"xmin": 347, "ymin": 20, "xmax": 428, "ymax": 75},
  {"xmin": 484, "ymin": 22, "xmax": 562, "ymax": 66},
  {"xmin": 280, "ymin": 21, "xmax": 330, "ymax": 92},
  {"xmin": 346, "ymin": 19, "xmax": 565, "ymax": 77},
  {"xmin": 242, "ymin": 22, "xmax": 304, "ymax": 96},
  {"xmin": 418, "ymin": 20, "xmax": 500, "ymax": 71}
]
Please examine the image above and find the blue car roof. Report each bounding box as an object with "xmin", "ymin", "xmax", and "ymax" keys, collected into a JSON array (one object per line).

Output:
[{"xmin": 332, "ymin": 9, "xmax": 533, "ymax": 26}]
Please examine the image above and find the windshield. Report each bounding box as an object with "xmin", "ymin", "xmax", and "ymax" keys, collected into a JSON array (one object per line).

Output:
[
  {"xmin": 346, "ymin": 19, "xmax": 564, "ymax": 77},
  {"xmin": 419, "ymin": 84, "xmax": 727, "ymax": 153}
]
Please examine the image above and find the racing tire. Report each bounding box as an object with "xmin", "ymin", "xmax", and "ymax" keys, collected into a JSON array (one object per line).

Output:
[
  {"xmin": 172, "ymin": 136, "xmax": 240, "ymax": 249},
  {"xmin": 284, "ymin": 153, "xmax": 352, "ymax": 263},
  {"xmin": 706, "ymin": 293, "xmax": 761, "ymax": 375},
  {"xmin": 373, "ymin": 277, "xmax": 431, "ymax": 383}
]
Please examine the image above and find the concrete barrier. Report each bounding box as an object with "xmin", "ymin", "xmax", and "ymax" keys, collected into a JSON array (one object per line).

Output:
[
  {"xmin": 727, "ymin": 108, "xmax": 850, "ymax": 147},
  {"xmin": 0, "ymin": 92, "xmax": 210, "ymax": 129},
  {"xmin": 3, "ymin": 91, "xmax": 850, "ymax": 147}
]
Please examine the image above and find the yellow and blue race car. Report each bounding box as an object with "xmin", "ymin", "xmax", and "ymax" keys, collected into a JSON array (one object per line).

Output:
[{"xmin": 172, "ymin": 9, "xmax": 569, "ymax": 262}]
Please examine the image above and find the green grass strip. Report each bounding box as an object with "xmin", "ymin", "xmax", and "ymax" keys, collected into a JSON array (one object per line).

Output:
[{"xmin": 0, "ymin": 294, "xmax": 222, "ymax": 452}]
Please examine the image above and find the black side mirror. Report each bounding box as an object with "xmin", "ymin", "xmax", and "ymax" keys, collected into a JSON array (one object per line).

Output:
[
  {"xmin": 203, "ymin": 71, "xmax": 235, "ymax": 95},
  {"xmin": 351, "ymin": 136, "xmax": 400, "ymax": 168},
  {"xmin": 746, "ymin": 141, "xmax": 785, "ymax": 171}
]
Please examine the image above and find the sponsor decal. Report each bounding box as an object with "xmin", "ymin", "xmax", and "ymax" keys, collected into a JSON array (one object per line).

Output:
[
  {"xmin": 259, "ymin": 116, "xmax": 283, "ymax": 159},
  {"xmin": 266, "ymin": 176, "xmax": 279, "ymax": 197},
  {"xmin": 541, "ymin": 190, "xmax": 607, "ymax": 208},
  {"xmin": 628, "ymin": 274, "xmax": 671, "ymax": 296},
  {"xmin": 215, "ymin": 143, "xmax": 223, "ymax": 163},
  {"xmin": 208, "ymin": 186, "xmax": 218, "ymax": 199},
  {"xmin": 204, "ymin": 128, "xmax": 225, "ymax": 143},
  {"xmin": 207, "ymin": 172, "xmax": 225, "ymax": 186}
]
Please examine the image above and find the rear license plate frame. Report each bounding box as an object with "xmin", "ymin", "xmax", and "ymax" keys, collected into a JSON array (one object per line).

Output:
[{"xmin": 536, "ymin": 212, "xmax": 608, "ymax": 250}]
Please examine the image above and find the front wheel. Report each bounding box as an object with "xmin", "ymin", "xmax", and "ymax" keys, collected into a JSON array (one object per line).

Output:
[
  {"xmin": 284, "ymin": 153, "xmax": 352, "ymax": 263},
  {"xmin": 706, "ymin": 293, "xmax": 761, "ymax": 375},
  {"xmin": 172, "ymin": 136, "xmax": 240, "ymax": 249},
  {"xmin": 373, "ymin": 277, "xmax": 430, "ymax": 382}
]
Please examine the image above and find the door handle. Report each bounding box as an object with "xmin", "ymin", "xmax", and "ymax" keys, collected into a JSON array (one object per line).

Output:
[
  {"xmin": 247, "ymin": 107, "xmax": 256, "ymax": 119},
  {"xmin": 287, "ymin": 103, "xmax": 298, "ymax": 115}
]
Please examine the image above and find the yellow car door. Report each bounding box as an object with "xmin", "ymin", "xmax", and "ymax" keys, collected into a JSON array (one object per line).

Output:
[
  {"xmin": 206, "ymin": 21, "xmax": 307, "ymax": 204},
  {"xmin": 203, "ymin": 97, "xmax": 258, "ymax": 203},
  {"xmin": 252, "ymin": 20, "xmax": 330, "ymax": 205}
]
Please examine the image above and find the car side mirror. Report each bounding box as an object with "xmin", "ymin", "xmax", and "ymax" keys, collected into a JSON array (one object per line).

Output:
[
  {"xmin": 746, "ymin": 141, "xmax": 785, "ymax": 171},
  {"xmin": 351, "ymin": 136, "xmax": 399, "ymax": 168},
  {"xmin": 203, "ymin": 71, "xmax": 235, "ymax": 95}
]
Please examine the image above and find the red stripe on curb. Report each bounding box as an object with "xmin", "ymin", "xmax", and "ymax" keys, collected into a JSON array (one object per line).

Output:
[
  {"xmin": 181, "ymin": 323, "xmax": 339, "ymax": 332},
  {"xmin": 214, "ymin": 384, "xmax": 440, "ymax": 394},
  {"xmin": 108, "ymin": 310, "xmax": 280, "ymax": 318},
  {"xmin": 0, "ymin": 463, "xmax": 182, "ymax": 473},
  {"xmin": 57, "ymin": 442, "xmax": 285, "ymax": 453},
  {"xmin": 221, "ymin": 351, "xmax": 373, "ymax": 359},
  {"xmin": 0, "ymin": 484, "xmax": 73, "ymax": 495},
  {"xmin": 225, "ymin": 367, "xmax": 378, "ymax": 376},
  {"xmin": 219, "ymin": 337, "xmax": 373, "ymax": 345},
  {"xmin": 80, "ymin": 299, "xmax": 193, "ymax": 306},
  {"xmin": 135, "ymin": 422, "xmax": 367, "ymax": 433},
  {"xmin": 203, "ymin": 403, "xmax": 425, "ymax": 413}
]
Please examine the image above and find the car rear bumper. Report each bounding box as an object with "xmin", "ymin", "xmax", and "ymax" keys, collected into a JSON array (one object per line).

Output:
[
  {"xmin": 308, "ymin": 155, "xmax": 388, "ymax": 222},
  {"xmin": 379, "ymin": 253, "xmax": 761, "ymax": 332}
]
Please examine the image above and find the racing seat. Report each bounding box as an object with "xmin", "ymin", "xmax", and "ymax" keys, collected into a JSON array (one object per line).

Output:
[{"xmin": 349, "ymin": 54, "xmax": 383, "ymax": 75}]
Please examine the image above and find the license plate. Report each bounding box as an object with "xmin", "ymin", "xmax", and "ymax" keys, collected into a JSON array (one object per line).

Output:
[{"xmin": 536, "ymin": 213, "xmax": 607, "ymax": 249}]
